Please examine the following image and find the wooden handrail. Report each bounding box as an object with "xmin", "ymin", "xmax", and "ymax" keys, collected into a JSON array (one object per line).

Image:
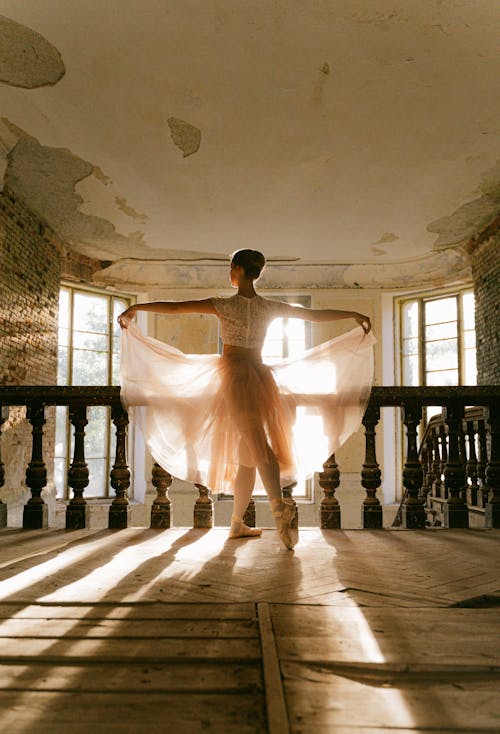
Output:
[{"xmin": 0, "ymin": 385, "xmax": 499, "ymax": 532}]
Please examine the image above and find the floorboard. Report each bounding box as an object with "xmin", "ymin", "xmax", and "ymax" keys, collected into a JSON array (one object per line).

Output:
[{"xmin": 0, "ymin": 526, "xmax": 498, "ymax": 732}]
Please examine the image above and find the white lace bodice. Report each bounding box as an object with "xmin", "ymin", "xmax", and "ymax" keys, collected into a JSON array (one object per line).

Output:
[{"xmin": 210, "ymin": 294, "xmax": 301, "ymax": 350}]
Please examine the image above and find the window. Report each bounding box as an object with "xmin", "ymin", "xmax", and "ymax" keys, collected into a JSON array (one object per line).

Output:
[
  {"xmin": 55, "ymin": 284, "xmax": 133, "ymax": 499},
  {"xmin": 399, "ymin": 287, "xmax": 476, "ymax": 420},
  {"xmin": 261, "ymin": 295, "xmax": 312, "ymax": 363}
]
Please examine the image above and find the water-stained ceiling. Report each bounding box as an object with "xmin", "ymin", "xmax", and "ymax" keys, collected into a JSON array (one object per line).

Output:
[{"xmin": 0, "ymin": 1, "xmax": 499, "ymax": 277}]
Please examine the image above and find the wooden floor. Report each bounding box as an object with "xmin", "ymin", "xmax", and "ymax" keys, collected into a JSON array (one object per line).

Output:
[{"xmin": 0, "ymin": 526, "xmax": 499, "ymax": 733}]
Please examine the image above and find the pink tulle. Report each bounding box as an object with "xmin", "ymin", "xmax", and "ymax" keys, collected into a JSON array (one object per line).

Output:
[{"xmin": 119, "ymin": 321, "xmax": 376, "ymax": 498}]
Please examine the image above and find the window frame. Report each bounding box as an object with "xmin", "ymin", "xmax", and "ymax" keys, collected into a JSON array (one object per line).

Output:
[
  {"xmin": 397, "ymin": 284, "xmax": 476, "ymax": 389},
  {"xmin": 56, "ymin": 281, "xmax": 135, "ymax": 500},
  {"xmin": 392, "ymin": 283, "xmax": 476, "ymax": 500}
]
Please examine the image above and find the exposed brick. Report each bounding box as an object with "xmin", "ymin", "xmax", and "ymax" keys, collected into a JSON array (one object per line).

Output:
[
  {"xmin": 0, "ymin": 187, "xmax": 60, "ymax": 387},
  {"xmin": 0, "ymin": 187, "xmax": 61, "ymax": 524},
  {"xmin": 470, "ymin": 234, "xmax": 500, "ymax": 385}
]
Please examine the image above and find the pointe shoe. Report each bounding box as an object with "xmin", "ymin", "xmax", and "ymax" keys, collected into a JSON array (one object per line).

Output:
[{"xmin": 274, "ymin": 500, "xmax": 296, "ymax": 550}]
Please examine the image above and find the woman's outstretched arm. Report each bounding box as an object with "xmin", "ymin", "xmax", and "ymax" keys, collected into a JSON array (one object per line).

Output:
[
  {"xmin": 118, "ymin": 299, "xmax": 216, "ymax": 327},
  {"xmin": 282, "ymin": 304, "xmax": 372, "ymax": 333}
]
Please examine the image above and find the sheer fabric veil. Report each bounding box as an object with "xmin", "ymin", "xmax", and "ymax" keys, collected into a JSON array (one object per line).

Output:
[{"xmin": 119, "ymin": 320, "xmax": 376, "ymax": 501}]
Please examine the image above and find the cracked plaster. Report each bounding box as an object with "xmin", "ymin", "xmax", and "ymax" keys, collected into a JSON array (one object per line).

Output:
[
  {"xmin": 0, "ymin": 14, "xmax": 65, "ymax": 88},
  {"xmin": 0, "ymin": 3, "xmax": 499, "ymax": 284}
]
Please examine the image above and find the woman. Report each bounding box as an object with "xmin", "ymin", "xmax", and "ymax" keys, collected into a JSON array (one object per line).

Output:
[{"xmin": 118, "ymin": 249, "xmax": 375, "ymax": 550}]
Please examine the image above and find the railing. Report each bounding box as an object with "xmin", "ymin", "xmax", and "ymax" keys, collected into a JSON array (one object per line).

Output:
[
  {"xmin": 0, "ymin": 386, "xmax": 499, "ymax": 531},
  {"xmin": 413, "ymin": 406, "xmax": 491, "ymax": 528}
]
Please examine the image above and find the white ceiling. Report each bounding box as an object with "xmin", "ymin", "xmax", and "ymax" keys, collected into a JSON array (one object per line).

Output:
[{"xmin": 0, "ymin": 1, "xmax": 499, "ymax": 268}]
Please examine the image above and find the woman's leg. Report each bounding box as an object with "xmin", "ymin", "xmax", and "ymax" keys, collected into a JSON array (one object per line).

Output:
[
  {"xmin": 229, "ymin": 439, "xmax": 262, "ymax": 539},
  {"xmin": 257, "ymin": 444, "xmax": 296, "ymax": 550}
]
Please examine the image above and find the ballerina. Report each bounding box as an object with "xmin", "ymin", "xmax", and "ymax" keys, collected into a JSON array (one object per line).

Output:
[{"xmin": 117, "ymin": 249, "xmax": 375, "ymax": 550}]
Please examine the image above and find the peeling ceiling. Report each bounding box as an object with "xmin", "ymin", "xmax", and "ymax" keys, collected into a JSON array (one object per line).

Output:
[{"xmin": 0, "ymin": 1, "xmax": 499, "ymax": 271}]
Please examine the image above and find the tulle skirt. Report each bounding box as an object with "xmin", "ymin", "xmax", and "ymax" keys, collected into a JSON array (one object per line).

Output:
[{"xmin": 119, "ymin": 321, "xmax": 377, "ymax": 499}]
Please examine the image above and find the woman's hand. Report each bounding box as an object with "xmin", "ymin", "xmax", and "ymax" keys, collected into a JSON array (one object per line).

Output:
[
  {"xmin": 117, "ymin": 305, "xmax": 137, "ymax": 329},
  {"xmin": 353, "ymin": 312, "xmax": 371, "ymax": 334}
]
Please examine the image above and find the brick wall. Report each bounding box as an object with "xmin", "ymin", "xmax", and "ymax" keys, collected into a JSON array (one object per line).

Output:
[
  {"xmin": 0, "ymin": 187, "xmax": 61, "ymax": 524},
  {"xmin": 471, "ymin": 233, "xmax": 500, "ymax": 385},
  {"xmin": 0, "ymin": 188, "xmax": 61, "ymax": 386}
]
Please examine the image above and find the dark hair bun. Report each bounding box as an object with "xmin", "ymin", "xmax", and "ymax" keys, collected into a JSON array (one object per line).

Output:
[{"xmin": 231, "ymin": 249, "xmax": 266, "ymax": 280}]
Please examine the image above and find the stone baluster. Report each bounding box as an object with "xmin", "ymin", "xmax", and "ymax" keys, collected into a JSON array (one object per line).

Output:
[
  {"xmin": 439, "ymin": 424, "xmax": 448, "ymax": 499},
  {"xmin": 66, "ymin": 405, "xmax": 90, "ymax": 529},
  {"xmin": 319, "ymin": 453, "xmax": 340, "ymax": 529},
  {"xmin": 151, "ymin": 462, "xmax": 172, "ymax": 528},
  {"xmin": 23, "ymin": 401, "xmax": 48, "ymax": 529},
  {"xmin": 0, "ymin": 405, "xmax": 7, "ymax": 527},
  {"xmin": 484, "ymin": 403, "xmax": 500, "ymax": 528},
  {"xmin": 194, "ymin": 483, "xmax": 213, "ymax": 528},
  {"xmin": 477, "ymin": 418, "xmax": 488, "ymax": 507},
  {"xmin": 242, "ymin": 496, "xmax": 256, "ymax": 528},
  {"xmin": 401, "ymin": 401, "xmax": 426, "ymax": 528},
  {"xmin": 421, "ymin": 435, "xmax": 436, "ymax": 501},
  {"xmin": 442, "ymin": 403, "xmax": 469, "ymax": 528},
  {"xmin": 419, "ymin": 444, "xmax": 428, "ymax": 492},
  {"xmin": 283, "ymin": 481, "xmax": 298, "ymax": 529},
  {"xmin": 458, "ymin": 421, "xmax": 466, "ymax": 463},
  {"xmin": 108, "ymin": 404, "xmax": 131, "ymax": 529},
  {"xmin": 458, "ymin": 420, "xmax": 467, "ymax": 502},
  {"xmin": 465, "ymin": 420, "xmax": 479, "ymax": 506},
  {"xmin": 361, "ymin": 405, "xmax": 382, "ymax": 528},
  {"xmin": 431, "ymin": 427, "xmax": 442, "ymax": 498}
]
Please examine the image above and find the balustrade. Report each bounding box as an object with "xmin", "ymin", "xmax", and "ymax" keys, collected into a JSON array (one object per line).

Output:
[
  {"xmin": 150, "ymin": 462, "xmax": 172, "ymax": 528},
  {"xmin": 66, "ymin": 405, "xmax": 89, "ymax": 529},
  {"xmin": 0, "ymin": 385, "xmax": 498, "ymax": 531}
]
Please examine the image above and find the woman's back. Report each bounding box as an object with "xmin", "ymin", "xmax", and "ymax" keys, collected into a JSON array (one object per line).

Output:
[{"xmin": 210, "ymin": 293, "xmax": 298, "ymax": 351}]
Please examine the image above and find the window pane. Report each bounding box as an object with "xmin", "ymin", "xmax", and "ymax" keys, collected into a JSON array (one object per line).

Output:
[
  {"xmin": 58, "ymin": 326, "xmax": 69, "ymax": 347},
  {"xmin": 55, "ymin": 406, "xmax": 68, "ymax": 457},
  {"xmin": 109, "ymin": 419, "xmax": 117, "ymax": 465},
  {"xmin": 113, "ymin": 299, "xmax": 128, "ymax": 336},
  {"xmin": 402, "ymin": 301, "xmax": 419, "ymax": 338},
  {"xmin": 86, "ymin": 458, "xmax": 107, "ymax": 496},
  {"xmin": 262, "ymin": 339, "xmax": 283, "ymax": 358},
  {"xmin": 85, "ymin": 406, "xmax": 108, "ymax": 458},
  {"xmin": 72, "ymin": 349, "xmax": 108, "ymax": 385},
  {"xmin": 426, "ymin": 338, "xmax": 458, "ymax": 371},
  {"xmin": 462, "ymin": 291, "xmax": 475, "ymax": 331},
  {"xmin": 73, "ymin": 331, "xmax": 109, "ymax": 351},
  {"xmin": 402, "ymin": 337, "xmax": 419, "ymax": 356},
  {"xmin": 266, "ymin": 319, "xmax": 283, "ymax": 339},
  {"xmin": 287, "ymin": 318, "xmax": 305, "ymax": 340},
  {"xmin": 426, "ymin": 369, "xmax": 458, "ymax": 386},
  {"xmin": 464, "ymin": 349, "xmax": 477, "ymax": 385},
  {"xmin": 288, "ymin": 340, "xmax": 306, "ymax": 358},
  {"xmin": 58, "ymin": 288, "xmax": 70, "ymax": 329},
  {"xmin": 57, "ymin": 346, "xmax": 68, "ymax": 385},
  {"xmin": 54, "ymin": 457, "xmax": 66, "ymax": 498},
  {"xmin": 73, "ymin": 293, "xmax": 108, "ymax": 334},
  {"xmin": 403, "ymin": 355, "xmax": 419, "ymax": 386},
  {"xmin": 426, "ymin": 405, "xmax": 443, "ymax": 421},
  {"xmin": 111, "ymin": 356, "xmax": 120, "ymax": 385},
  {"xmin": 425, "ymin": 297, "xmax": 457, "ymax": 325},
  {"xmin": 425, "ymin": 322, "xmax": 457, "ymax": 341}
]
